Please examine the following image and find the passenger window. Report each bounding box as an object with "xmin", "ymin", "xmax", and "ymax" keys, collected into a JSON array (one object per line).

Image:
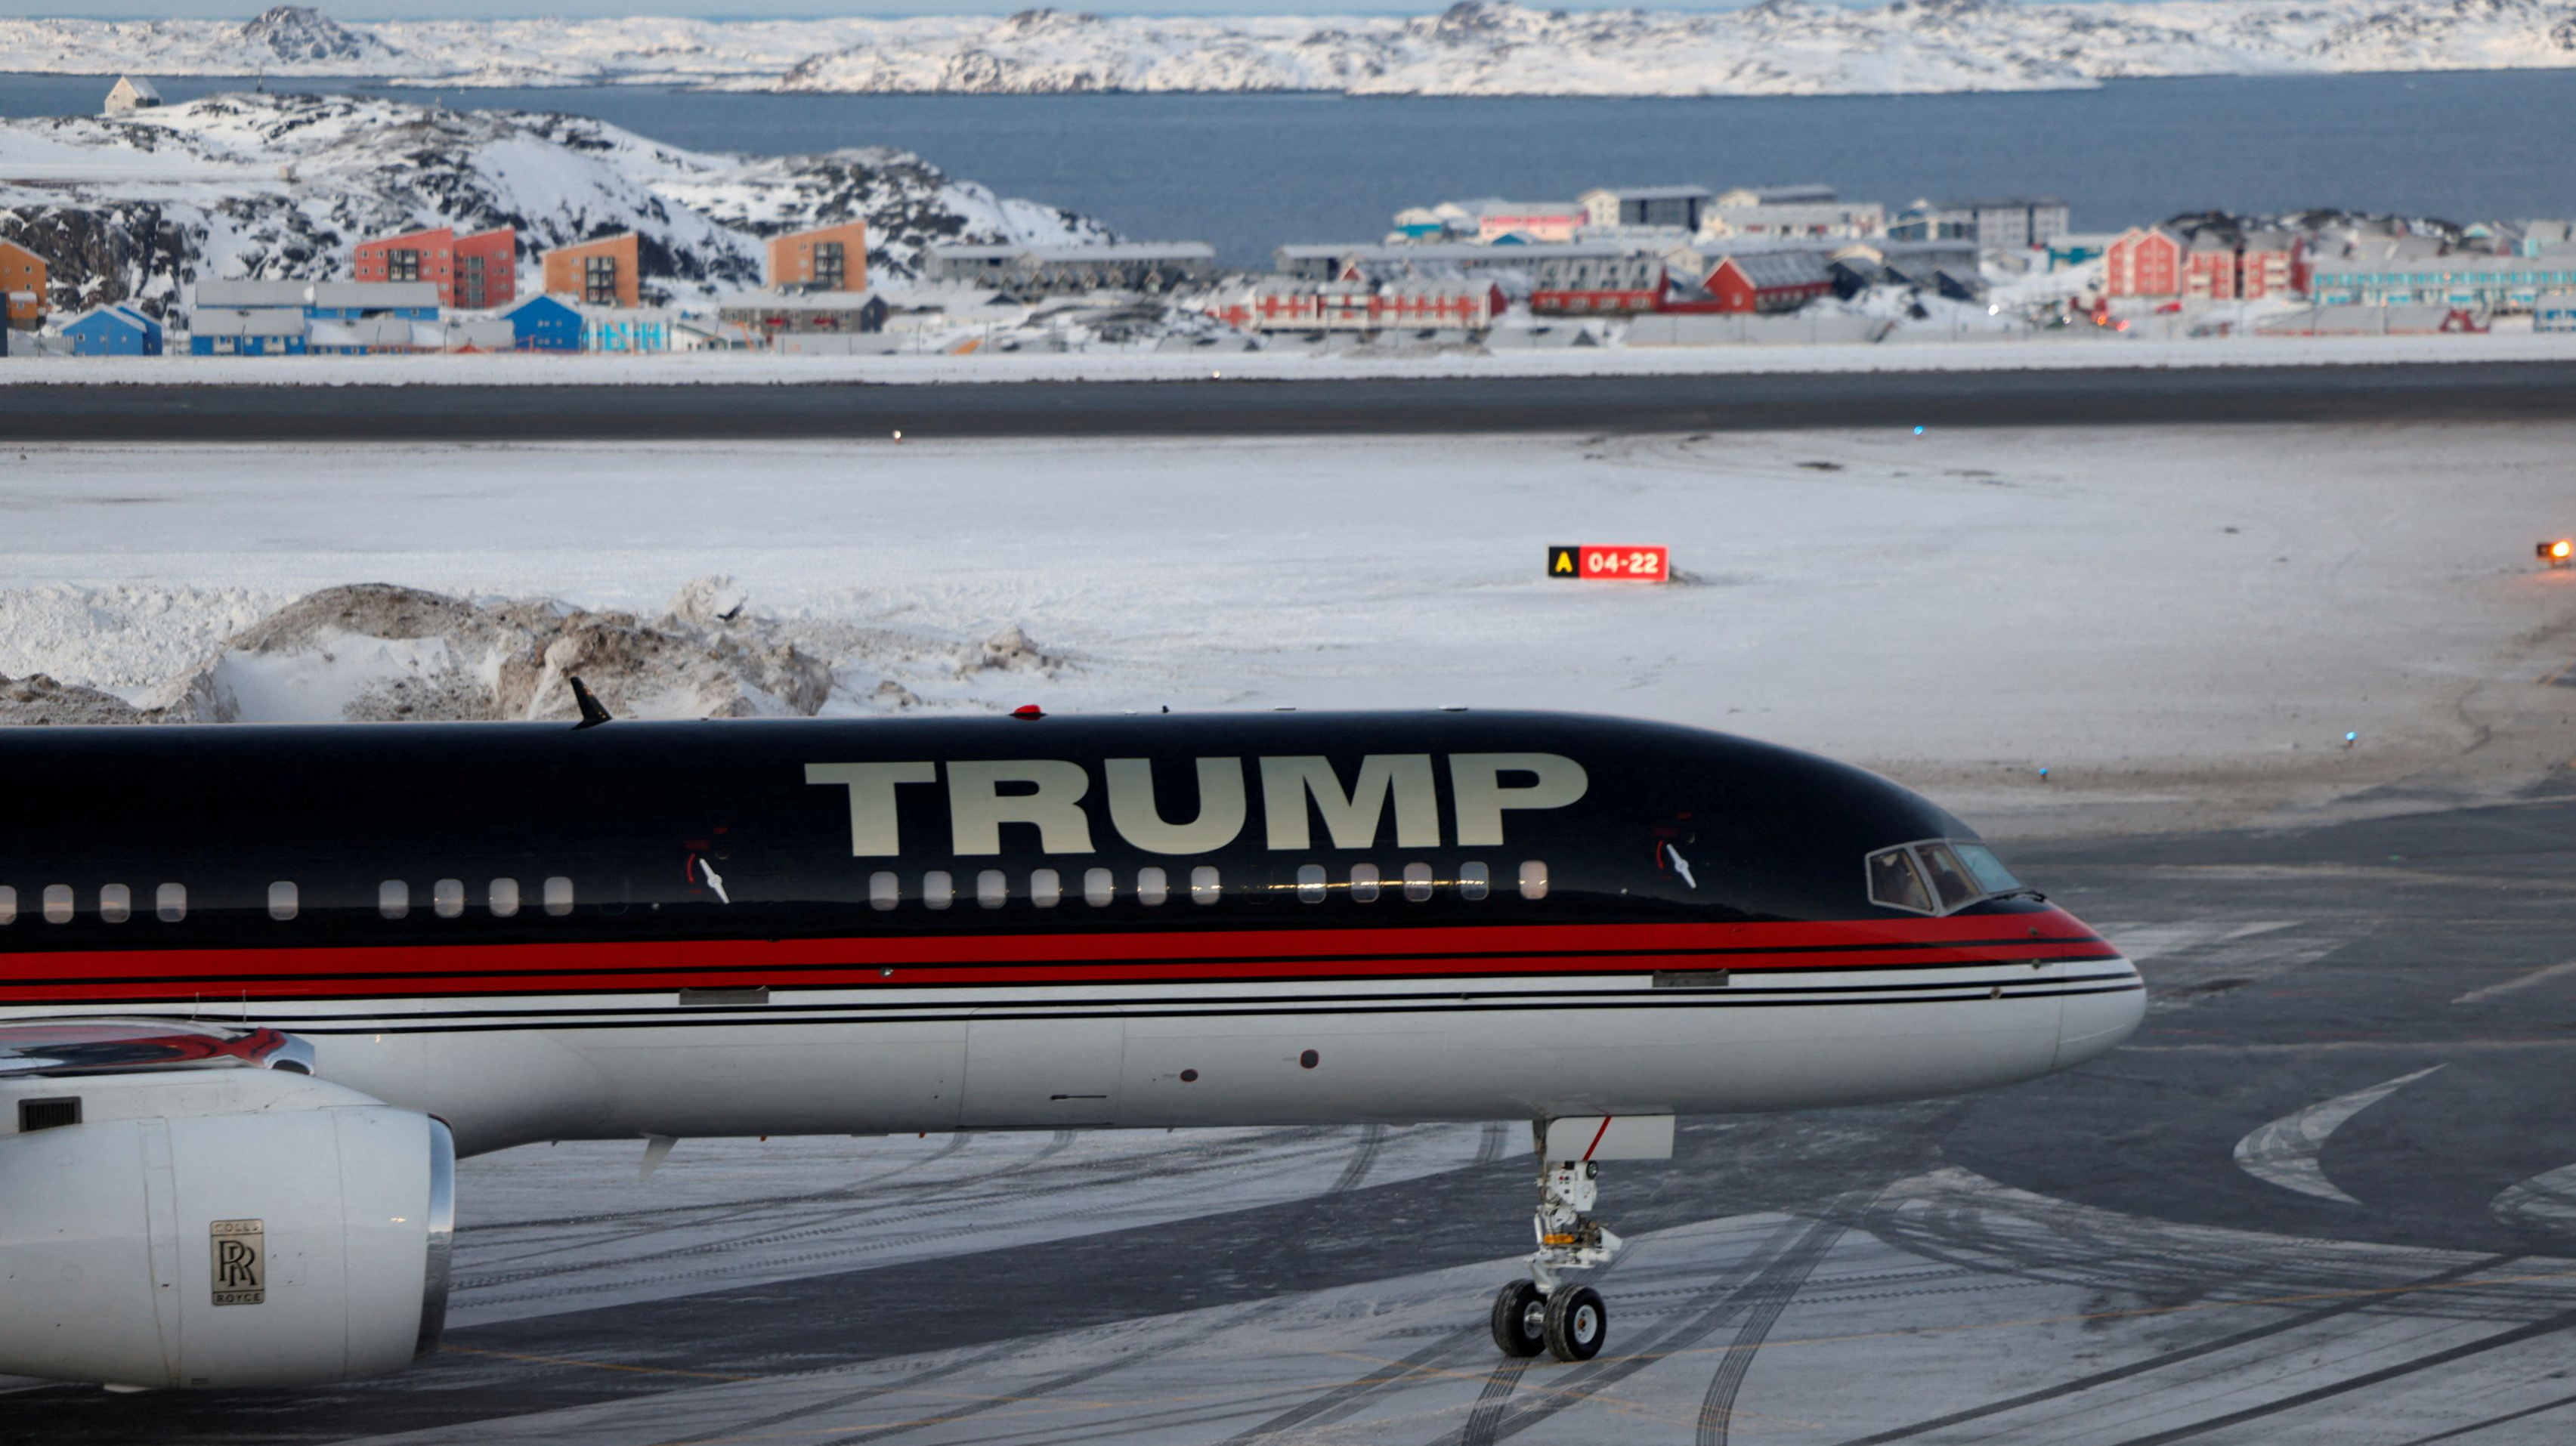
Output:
[
  {"xmin": 1867, "ymin": 848, "xmax": 1934, "ymax": 914},
  {"xmin": 544, "ymin": 876, "xmax": 575, "ymax": 916},
  {"xmin": 1950, "ymin": 842, "xmax": 2021, "ymax": 895},
  {"xmin": 1459, "ymin": 862, "xmax": 1490, "ymax": 901},
  {"xmin": 490, "ymin": 878, "xmax": 521, "ymax": 918},
  {"xmin": 98, "ymin": 884, "xmax": 131, "ymax": 924},
  {"xmin": 433, "ymin": 879, "xmax": 464, "ymax": 919},
  {"xmin": 1084, "ymin": 867, "xmax": 1114, "ymax": 907},
  {"xmin": 1296, "ymin": 864, "xmax": 1326, "ymax": 903},
  {"xmin": 1518, "ymin": 860, "xmax": 1549, "ymax": 901},
  {"xmin": 977, "ymin": 870, "xmax": 1007, "ymax": 909},
  {"xmin": 1402, "ymin": 863, "xmax": 1434, "ymax": 902},
  {"xmin": 1189, "ymin": 866, "xmax": 1220, "ymax": 904},
  {"xmin": 157, "ymin": 883, "xmax": 186, "ymax": 923},
  {"xmin": 869, "ymin": 871, "xmax": 899, "ymax": 910},
  {"xmin": 268, "ymin": 882, "xmax": 298, "ymax": 922},
  {"xmin": 379, "ymin": 881, "xmax": 410, "ymax": 920},
  {"xmin": 1914, "ymin": 843, "xmax": 1980, "ymax": 910},
  {"xmin": 42, "ymin": 885, "xmax": 71, "ymax": 924},
  {"xmin": 1350, "ymin": 864, "xmax": 1381, "ymax": 902},
  {"xmin": 923, "ymin": 870, "xmax": 954, "ymax": 910},
  {"xmin": 1137, "ymin": 867, "xmax": 1169, "ymax": 906},
  {"xmin": 1031, "ymin": 868, "xmax": 1062, "ymax": 908},
  {"xmin": 0, "ymin": 885, "xmax": 15, "ymax": 925}
]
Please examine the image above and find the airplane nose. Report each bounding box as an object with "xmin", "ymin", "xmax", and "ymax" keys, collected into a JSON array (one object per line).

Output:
[{"xmin": 2056, "ymin": 954, "xmax": 2145, "ymax": 1070}]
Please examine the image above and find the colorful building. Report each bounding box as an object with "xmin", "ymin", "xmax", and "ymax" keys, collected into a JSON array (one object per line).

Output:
[
  {"xmin": 189, "ymin": 308, "xmax": 308, "ymax": 356},
  {"xmin": 306, "ymin": 281, "xmax": 441, "ymax": 322},
  {"xmin": 1460, "ymin": 200, "xmax": 1588, "ymax": 245},
  {"xmin": 62, "ymin": 305, "xmax": 161, "ymax": 356},
  {"xmin": 2538, "ymin": 292, "xmax": 2576, "ymax": 333},
  {"xmin": 2309, "ymin": 255, "xmax": 2576, "ymax": 311},
  {"xmin": 499, "ymin": 294, "xmax": 584, "ymax": 351},
  {"xmin": 542, "ymin": 233, "xmax": 641, "ymax": 308},
  {"xmin": 767, "ymin": 221, "xmax": 868, "ymax": 292},
  {"xmin": 1, "ymin": 239, "xmax": 47, "ymax": 328},
  {"xmin": 1206, "ymin": 278, "xmax": 1504, "ymax": 332},
  {"xmin": 580, "ymin": 306, "xmax": 671, "ymax": 354},
  {"xmin": 352, "ymin": 226, "xmax": 517, "ymax": 310},
  {"xmin": 1697, "ymin": 252, "xmax": 1835, "ymax": 314},
  {"xmin": 2103, "ymin": 227, "xmax": 2182, "ymax": 298},
  {"xmin": 1579, "ymin": 187, "xmax": 1713, "ymax": 232}
]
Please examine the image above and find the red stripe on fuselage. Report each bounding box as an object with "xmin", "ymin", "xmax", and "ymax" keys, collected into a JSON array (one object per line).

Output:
[{"xmin": 0, "ymin": 911, "xmax": 2117, "ymax": 1004}]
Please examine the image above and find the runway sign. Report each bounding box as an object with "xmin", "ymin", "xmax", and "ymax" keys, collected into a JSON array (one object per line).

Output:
[{"xmin": 1548, "ymin": 545, "xmax": 1669, "ymax": 583}]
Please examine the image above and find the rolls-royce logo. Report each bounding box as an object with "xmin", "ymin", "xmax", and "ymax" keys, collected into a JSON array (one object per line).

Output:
[{"xmin": 209, "ymin": 1219, "xmax": 264, "ymax": 1306}]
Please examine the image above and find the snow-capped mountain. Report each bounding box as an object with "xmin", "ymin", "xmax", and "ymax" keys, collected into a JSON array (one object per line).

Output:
[
  {"xmin": 0, "ymin": 91, "xmax": 1112, "ymax": 318},
  {"xmin": 2, "ymin": 1, "xmax": 2575, "ymax": 96}
]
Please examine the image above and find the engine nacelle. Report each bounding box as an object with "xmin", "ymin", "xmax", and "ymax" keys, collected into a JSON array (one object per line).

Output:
[{"xmin": 0, "ymin": 1070, "xmax": 453, "ymax": 1389}]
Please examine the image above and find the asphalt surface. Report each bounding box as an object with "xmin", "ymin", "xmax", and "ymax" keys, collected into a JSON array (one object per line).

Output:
[
  {"xmin": 11, "ymin": 789, "xmax": 2576, "ymax": 1444},
  {"xmin": 7, "ymin": 360, "xmax": 2576, "ymax": 440}
]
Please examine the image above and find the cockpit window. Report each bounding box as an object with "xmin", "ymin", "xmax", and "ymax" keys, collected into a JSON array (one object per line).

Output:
[
  {"xmin": 1950, "ymin": 842, "xmax": 2021, "ymax": 895},
  {"xmin": 1913, "ymin": 843, "xmax": 1981, "ymax": 910},
  {"xmin": 1866, "ymin": 848, "xmax": 1934, "ymax": 914},
  {"xmin": 1868, "ymin": 839, "xmax": 2033, "ymax": 916}
]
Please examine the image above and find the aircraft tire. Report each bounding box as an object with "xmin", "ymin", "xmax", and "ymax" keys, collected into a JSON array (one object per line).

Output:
[
  {"xmin": 1489, "ymin": 1280, "xmax": 1548, "ymax": 1357},
  {"xmin": 1543, "ymin": 1284, "xmax": 1607, "ymax": 1362}
]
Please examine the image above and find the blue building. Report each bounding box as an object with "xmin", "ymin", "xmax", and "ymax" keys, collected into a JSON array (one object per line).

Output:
[
  {"xmin": 500, "ymin": 294, "xmax": 583, "ymax": 351},
  {"xmin": 190, "ymin": 307, "xmax": 308, "ymax": 357},
  {"xmin": 62, "ymin": 304, "xmax": 161, "ymax": 357},
  {"xmin": 2538, "ymin": 292, "xmax": 2576, "ymax": 333},
  {"xmin": 306, "ymin": 281, "xmax": 441, "ymax": 323}
]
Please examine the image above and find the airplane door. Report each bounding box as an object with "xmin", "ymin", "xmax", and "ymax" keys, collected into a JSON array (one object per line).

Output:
[{"xmin": 961, "ymin": 1012, "xmax": 1124, "ymax": 1128}]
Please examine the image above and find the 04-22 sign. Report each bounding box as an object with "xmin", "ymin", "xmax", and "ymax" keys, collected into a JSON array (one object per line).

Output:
[{"xmin": 1548, "ymin": 545, "xmax": 1669, "ymax": 583}]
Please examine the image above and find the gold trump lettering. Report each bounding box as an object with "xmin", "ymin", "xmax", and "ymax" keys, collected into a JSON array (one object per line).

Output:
[{"xmin": 806, "ymin": 753, "xmax": 1588, "ymax": 856}]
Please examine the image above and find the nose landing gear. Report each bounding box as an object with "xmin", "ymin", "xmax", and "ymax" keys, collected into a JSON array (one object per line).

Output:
[{"xmin": 1489, "ymin": 1122, "xmax": 1632, "ymax": 1362}]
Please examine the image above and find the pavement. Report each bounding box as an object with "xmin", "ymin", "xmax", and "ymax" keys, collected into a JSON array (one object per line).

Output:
[
  {"xmin": 9, "ymin": 788, "xmax": 2575, "ymax": 1444},
  {"xmin": 8, "ymin": 360, "xmax": 2576, "ymax": 440}
]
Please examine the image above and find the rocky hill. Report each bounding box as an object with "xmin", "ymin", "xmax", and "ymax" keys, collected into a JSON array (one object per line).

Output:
[
  {"xmin": 0, "ymin": 91, "xmax": 1110, "ymax": 318},
  {"xmin": 2, "ymin": 1, "xmax": 2575, "ymax": 96}
]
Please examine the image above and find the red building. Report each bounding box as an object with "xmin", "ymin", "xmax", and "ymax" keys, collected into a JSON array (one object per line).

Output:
[
  {"xmin": 1679, "ymin": 253, "xmax": 1834, "ymax": 314},
  {"xmin": 1208, "ymin": 278, "xmax": 1504, "ymax": 332},
  {"xmin": 2103, "ymin": 227, "xmax": 2181, "ymax": 298},
  {"xmin": 352, "ymin": 226, "xmax": 518, "ymax": 310}
]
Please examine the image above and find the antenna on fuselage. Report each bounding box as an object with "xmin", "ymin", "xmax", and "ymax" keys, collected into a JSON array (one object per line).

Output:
[{"xmin": 568, "ymin": 675, "xmax": 613, "ymax": 731}]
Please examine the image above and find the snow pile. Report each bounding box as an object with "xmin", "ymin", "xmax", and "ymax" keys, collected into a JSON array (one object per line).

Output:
[
  {"xmin": 0, "ymin": 580, "xmax": 838, "ymax": 726},
  {"xmin": 8, "ymin": 0, "xmax": 2576, "ymax": 96},
  {"xmin": 0, "ymin": 91, "xmax": 1110, "ymax": 317},
  {"xmin": 0, "ymin": 577, "xmax": 1083, "ymax": 728}
]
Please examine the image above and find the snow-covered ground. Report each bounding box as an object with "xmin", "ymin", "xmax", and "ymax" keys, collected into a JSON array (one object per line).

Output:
[
  {"xmin": 11, "ymin": 328, "xmax": 2576, "ymax": 385},
  {"xmin": 4, "ymin": 425, "xmax": 2571, "ymax": 839},
  {"xmin": 8, "ymin": 1, "xmax": 2576, "ymax": 97}
]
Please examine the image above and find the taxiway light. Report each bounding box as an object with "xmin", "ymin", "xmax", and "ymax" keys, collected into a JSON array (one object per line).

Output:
[
  {"xmin": 2543, "ymin": 539, "xmax": 2574, "ymax": 567},
  {"xmin": 1913, "ymin": 425, "xmax": 1925, "ymax": 436},
  {"xmin": 2344, "ymin": 731, "xmax": 2360, "ymax": 749}
]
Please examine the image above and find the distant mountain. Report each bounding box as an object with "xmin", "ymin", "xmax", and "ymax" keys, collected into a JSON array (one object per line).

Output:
[
  {"xmin": 2, "ymin": 0, "xmax": 2575, "ymax": 96},
  {"xmin": 0, "ymin": 92, "xmax": 1112, "ymax": 319}
]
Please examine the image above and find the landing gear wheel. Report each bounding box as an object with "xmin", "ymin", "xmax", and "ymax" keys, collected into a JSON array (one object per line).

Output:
[
  {"xmin": 1543, "ymin": 1284, "xmax": 1607, "ymax": 1362},
  {"xmin": 1490, "ymin": 1280, "xmax": 1547, "ymax": 1358}
]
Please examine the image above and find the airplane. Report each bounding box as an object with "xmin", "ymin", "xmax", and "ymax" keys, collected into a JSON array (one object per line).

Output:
[{"xmin": 0, "ymin": 704, "xmax": 2142, "ymax": 1389}]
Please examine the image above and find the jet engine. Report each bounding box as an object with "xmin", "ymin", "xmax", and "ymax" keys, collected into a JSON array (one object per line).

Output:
[{"xmin": 0, "ymin": 1052, "xmax": 453, "ymax": 1390}]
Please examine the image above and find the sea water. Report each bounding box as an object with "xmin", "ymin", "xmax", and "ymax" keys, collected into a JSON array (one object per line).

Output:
[{"xmin": 5, "ymin": 70, "xmax": 2574, "ymax": 266}]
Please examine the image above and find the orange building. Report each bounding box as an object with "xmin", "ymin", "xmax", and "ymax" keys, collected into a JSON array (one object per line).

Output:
[
  {"xmin": 542, "ymin": 233, "xmax": 640, "ymax": 308},
  {"xmin": 354, "ymin": 225, "xmax": 517, "ymax": 310},
  {"xmin": 768, "ymin": 221, "xmax": 867, "ymax": 292},
  {"xmin": 0, "ymin": 239, "xmax": 46, "ymax": 328},
  {"xmin": 2103, "ymin": 227, "xmax": 2182, "ymax": 298}
]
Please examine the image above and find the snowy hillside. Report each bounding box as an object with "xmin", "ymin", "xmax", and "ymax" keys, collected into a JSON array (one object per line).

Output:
[
  {"xmin": 3, "ymin": 2, "xmax": 2576, "ymax": 96},
  {"xmin": 0, "ymin": 91, "xmax": 1110, "ymax": 317}
]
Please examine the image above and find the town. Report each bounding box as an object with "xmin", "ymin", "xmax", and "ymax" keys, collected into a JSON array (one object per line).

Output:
[{"xmin": 6, "ymin": 76, "xmax": 2576, "ymax": 362}]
